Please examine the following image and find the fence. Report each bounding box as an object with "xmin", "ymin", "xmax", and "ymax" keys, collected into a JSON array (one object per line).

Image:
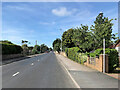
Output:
[{"xmin": 89, "ymin": 57, "xmax": 96, "ymax": 65}]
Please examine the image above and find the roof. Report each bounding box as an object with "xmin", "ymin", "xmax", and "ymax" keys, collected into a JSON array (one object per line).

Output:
[
  {"xmin": 114, "ymin": 39, "xmax": 120, "ymax": 47},
  {"xmin": 108, "ymin": 39, "xmax": 120, "ymax": 48}
]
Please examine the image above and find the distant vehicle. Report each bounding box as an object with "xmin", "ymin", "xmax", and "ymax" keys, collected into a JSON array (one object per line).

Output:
[{"xmin": 45, "ymin": 51, "xmax": 49, "ymax": 53}]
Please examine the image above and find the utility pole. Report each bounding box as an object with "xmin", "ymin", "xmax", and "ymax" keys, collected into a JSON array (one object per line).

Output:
[
  {"xmin": 60, "ymin": 29, "xmax": 62, "ymax": 52},
  {"xmin": 40, "ymin": 44, "xmax": 41, "ymax": 53},
  {"xmin": 36, "ymin": 40, "xmax": 37, "ymax": 45},
  {"xmin": 103, "ymin": 38, "xmax": 105, "ymax": 73}
]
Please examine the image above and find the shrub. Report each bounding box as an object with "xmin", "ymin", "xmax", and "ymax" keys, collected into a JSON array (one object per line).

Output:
[
  {"xmin": 65, "ymin": 48, "xmax": 68, "ymax": 56},
  {"xmin": 2, "ymin": 43, "xmax": 23, "ymax": 55},
  {"xmin": 89, "ymin": 53, "xmax": 96, "ymax": 57},
  {"xmin": 32, "ymin": 49, "xmax": 39, "ymax": 54},
  {"xmin": 91, "ymin": 48, "xmax": 119, "ymax": 72},
  {"xmin": 65, "ymin": 47, "xmax": 87, "ymax": 64}
]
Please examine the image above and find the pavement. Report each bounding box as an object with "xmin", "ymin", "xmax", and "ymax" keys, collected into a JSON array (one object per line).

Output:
[
  {"xmin": 2, "ymin": 52, "xmax": 77, "ymax": 88},
  {"xmin": 56, "ymin": 54, "xmax": 119, "ymax": 88}
]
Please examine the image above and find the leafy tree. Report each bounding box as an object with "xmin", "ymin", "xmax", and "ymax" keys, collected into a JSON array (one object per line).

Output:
[
  {"xmin": 90, "ymin": 12, "xmax": 117, "ymax": 49},
  {"xmin": 21, "ymin": 44, "xmax": 29, "ymax": 55},
  {"xmin": 52, "ymin": 38, "xmax": 61, "ymax": 53},
  {"xmin": 32, "ymin": 45, "xmax": 40, "ymax": 54},
  {"xmin": 72, "ymin": 25, "xmax": 94, "ymax": 52},
  {"xmin": 54, "ymin": 43, "xmax": 61, "ymax": 53},
  {"xmin": 34, "ymin": 45, "xmax": 40, "ymax": 51},
  {"xmin": 32, "ymin": 49, "xmax": 39, "ymax": 54},
  {"xmin": 62, "ymin": 28, "xmax": 75, "ymax": 50},
  {"xmin": 49, "ymin": 47, "xmax": 53, "ymax": 51},
  {"xmin": 0, "ymin": 40, "xmax": 13, "ymax": 44},
  {"xmin": 53, "ymin": 38, "xmax": 61, "ymax": 47},
  {"xmin": 40, "ymin": 44, "xmax": 49, "ymax": 53},
  {"xmin": 22, "ymin": 40, "xmax": 28, "ymax": 44}
]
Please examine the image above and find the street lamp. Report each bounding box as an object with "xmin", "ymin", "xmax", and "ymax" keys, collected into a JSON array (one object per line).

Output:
[
  {"xmin": 60, "ymin": 29, "xmax": 62, "ymax": 52},
  {"xmin": 103, "ymin": 38, "xmax": 105, "ymax": 73},
  {"xmin": 99, "ymin": 12, "xmax": 105, "ymax": 73}
]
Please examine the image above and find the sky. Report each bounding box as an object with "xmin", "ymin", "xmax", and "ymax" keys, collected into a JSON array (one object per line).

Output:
[{"xmin": 2, "ymin": 2, "xmax": 118, "ymax": 48}]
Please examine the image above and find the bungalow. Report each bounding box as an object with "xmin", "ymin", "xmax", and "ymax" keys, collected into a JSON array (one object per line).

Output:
[{"xmin": 112, "ymin": 39, "xmax": 120, "ymax": 56}]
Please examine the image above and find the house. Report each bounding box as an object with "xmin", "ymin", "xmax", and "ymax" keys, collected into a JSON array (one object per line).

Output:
[
  {"xmin": 114, "ymin": 40, "xmax": 120, "ymax": 56},
  {"xmin": 109, "ymin": 39, "xmax": 120, "ymax": 56}
]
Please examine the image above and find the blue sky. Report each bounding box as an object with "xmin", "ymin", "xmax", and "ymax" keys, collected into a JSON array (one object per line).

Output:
[{"xmin": 2, "ymin": 2, "xmax": 118, "ymax": 47}]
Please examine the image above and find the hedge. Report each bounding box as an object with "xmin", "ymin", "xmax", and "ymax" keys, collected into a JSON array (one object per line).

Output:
[
  {"xmin": 89, "ymin": 48, "xmax": 119, "ymax": 72},
  {"xmin": 65, "ymin": 47, "xmax": 87, "ymax": 64},
  {"xmin": 1, "ymin": 43, "xmax": 23, "ymax": 55}
]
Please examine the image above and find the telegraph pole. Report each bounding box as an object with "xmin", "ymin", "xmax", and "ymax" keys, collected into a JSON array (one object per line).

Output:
[{"xmin": 36, "ymin": 40, "xmax": 37, "ymax": 45}]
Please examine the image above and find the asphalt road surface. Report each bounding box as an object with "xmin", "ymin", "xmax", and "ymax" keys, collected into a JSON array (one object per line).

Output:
[{"xmin": 2, "ymin": 52, "xmax": 76, "ymax": 88}]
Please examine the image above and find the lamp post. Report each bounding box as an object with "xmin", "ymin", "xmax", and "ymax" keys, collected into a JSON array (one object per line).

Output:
[
  {"xmin": 103, "ymin": 38, "xmax": 105, "ymax": 73},
  {"xmin": 60, "ymin": 29, "xmax": 62, "ymax": 52}
]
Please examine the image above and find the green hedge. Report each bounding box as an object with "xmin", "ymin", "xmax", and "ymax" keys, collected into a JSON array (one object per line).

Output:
[
  {"xmin": 32, "ymin": 49, "xmax": 39, "ymax": 54},
  {"xmin": 2, "ymin": 43, "xmax": 23, "ymax": 55},
  {"xmin": 65, "ymin": 47, "xmax": 87, "ymax": 64},
  {"xmin": 88, "ymin": 48, "xmax": 119, "ymax": 72}
]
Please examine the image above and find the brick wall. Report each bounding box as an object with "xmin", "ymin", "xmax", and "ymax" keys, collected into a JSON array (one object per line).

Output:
[
  {"xmin": 84, "ymin": 54, "xmax": 109, "ymax": 73},
  {"xmin": 60, "ymin": 52, "xmax": 67, "ymax": 57}
]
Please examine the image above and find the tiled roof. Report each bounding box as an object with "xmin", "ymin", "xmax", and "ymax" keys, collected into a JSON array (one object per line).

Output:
[
  {"xmin": 115, "ymin": 39, "xmax": 120, "ymax": 47},
  {"xmin": 116, "ymin": 42, "xmax": 120, "ymax": 47}
]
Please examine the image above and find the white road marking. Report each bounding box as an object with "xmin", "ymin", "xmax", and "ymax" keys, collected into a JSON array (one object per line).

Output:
[
  {"xmin": 56, "ymin": 54, "xmax": 80, "ymax": 88},
  {"xmin": 38, "ymin": 60, "xmax": 40, "ymax": 61},
  {"xmin": 31, "ymin": 63, "xmax": 34, "ymax": 65},
  {"xmin": 12, "ymin": 72, "xmax": 19, "ymax": 77}
]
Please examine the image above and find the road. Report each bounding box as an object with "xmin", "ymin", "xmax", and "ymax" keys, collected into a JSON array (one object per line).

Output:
[{"xmin": 2, "ymin": 52, "xmax": 76, "ymax": 88}]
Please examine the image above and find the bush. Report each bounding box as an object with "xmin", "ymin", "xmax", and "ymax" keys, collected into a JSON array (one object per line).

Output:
[
  {"xmin": 65, "ymin": 48, "xmax": 68, "ymax": 56},
  {"xmin": 89, "ymin": 48, "xmax": 119, "ymax": 72},
  {"xmin": 2, "ymin": 43, "xmax": 23, "ymax": 55},
  {"xmin": 32, "ymin": 49, "xmax": 39, "ymax": 54},
  {"xmin": 65, "ymin": 47, "xmax": 87, "ymax": 64},
  {"xmin": 89, "ymin": 53, "xmax": 96, "ymax": 57}
]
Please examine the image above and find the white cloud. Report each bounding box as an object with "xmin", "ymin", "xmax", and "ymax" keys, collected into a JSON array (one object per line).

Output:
[{"xmin": 52, "ymin": 7, "xmax": 77, "ymax": 16}]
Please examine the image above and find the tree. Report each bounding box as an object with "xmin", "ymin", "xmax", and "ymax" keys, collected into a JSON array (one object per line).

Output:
[
  {"xmin": 22, "ymin": 40, "xmax": 28, "ymax": 44},
  {"xmin": 62, "ymin": 28, "xmax": 75, "ymax": 50},
  {"xmin": 52, "ymin": 38, "xmax": 61, "ymax": 53},
  {"xmin": 90, "ymin": 12, "xmax": 117, "ymax": 49},
  {"xmin": 34, "ymin": 45, "xmax": 40, "ymax": 51},
  {"xmin": 21, "ymin": 44, "xmax": 29, "ymax": 55},
  {"xmin": 32, "ymin": 45, "xmax": 40, "ymax": 54},
  {"xmin": 49, "ymin": 47, "xmax": 53, "ymax": 51},
  {"xmin": 72, "ymin": 25, "xmax": 94, "ymax": 52},
  {"xmin": 54, "ymin": 43, "xmax": 61, "ymax": 53},
  {"xmin": 0, "ymin": 40, "xmax": 13, "ymax": 44},
  {"xmin": 40, "ymin": 44, "xmax": 49, "ymax": 53}
]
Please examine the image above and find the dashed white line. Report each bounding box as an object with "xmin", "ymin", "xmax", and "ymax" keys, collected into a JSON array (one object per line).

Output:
[
  {"xmin": 12, "ymin": 72, "xmax": 19, "ymax": 77},
  {"xmin": 31, "ymin": 63, "xmax": 34, "ymax": 65}
]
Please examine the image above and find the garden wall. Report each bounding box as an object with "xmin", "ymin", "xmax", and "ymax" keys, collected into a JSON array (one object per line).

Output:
[{"xmin": 84, "ymin": 54, "xmax": 109, "ymax": 73}]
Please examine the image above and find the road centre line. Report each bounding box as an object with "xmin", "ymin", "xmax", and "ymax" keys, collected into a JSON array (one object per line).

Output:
[
  {"xmin": 31, "ymin": 63, "xmax": 34, "ymax": 66},
  {"xmin": 12, "ymin": 72, "xmax": 19, "ymax": 77}
]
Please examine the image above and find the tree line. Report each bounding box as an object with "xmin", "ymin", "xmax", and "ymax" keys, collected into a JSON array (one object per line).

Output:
[
  {"xmin": 53, "ymin": 12, "xmax": 118, "ymax": 53},
  {"xmin": 1, "ymin": 40, "xmax": 53, "ymax": 55}
]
